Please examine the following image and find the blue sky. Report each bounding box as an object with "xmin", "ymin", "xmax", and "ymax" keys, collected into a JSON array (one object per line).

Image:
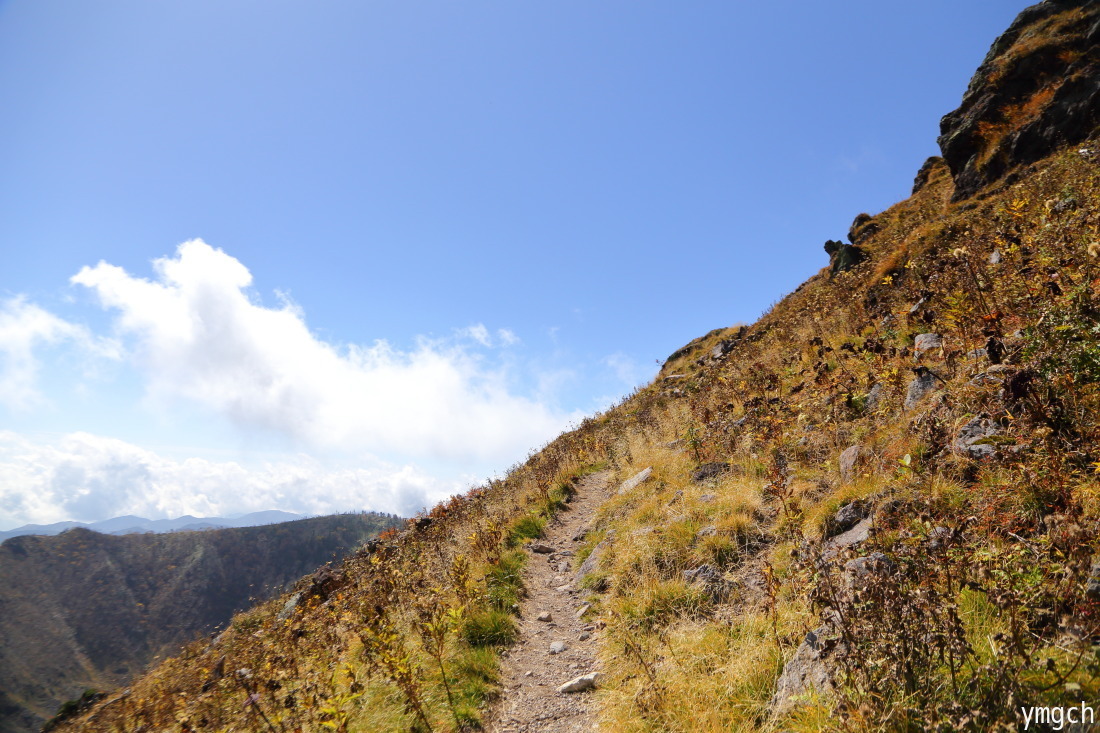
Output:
[{"xmin": 0, "ymin": 1, "xmax": 1026, "ymax": 528}]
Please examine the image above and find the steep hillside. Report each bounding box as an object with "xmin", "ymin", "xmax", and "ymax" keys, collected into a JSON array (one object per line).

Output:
[
  {"xmin": 49, "ymin": 1, "xmax": 1100, "ymax": 730},
  {"xmin": 0, "ymin": 513, "xmax": 399, "ymax": 733}
]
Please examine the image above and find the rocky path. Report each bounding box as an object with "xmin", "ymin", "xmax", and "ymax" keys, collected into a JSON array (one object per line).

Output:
[{"xmin": 486, "ymin": 470, "xmax": 612, "ymax": 733}]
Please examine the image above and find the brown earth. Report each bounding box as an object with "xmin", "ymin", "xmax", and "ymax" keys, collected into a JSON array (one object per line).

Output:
[{"xmin": 486, "ymin": 471, "xmax": 611, "ymax": 733}]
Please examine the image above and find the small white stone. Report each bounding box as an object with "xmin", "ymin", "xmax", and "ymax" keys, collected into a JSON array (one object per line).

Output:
[
  {"xmin": 537, "ymin": 611, "xmax": 553, "ymax": 622},
  {"xmin": 549, "ymin": 641, "xmax": 567, "ymax": 655},
  {"xmin": 558, "ymin": 672, "xmax": 599, "ymax": 693}
]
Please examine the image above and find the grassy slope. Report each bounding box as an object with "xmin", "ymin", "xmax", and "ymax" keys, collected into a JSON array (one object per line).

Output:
[{"xmin": 0, "ymin": 513, "xmax": 400, "ymax": 733}]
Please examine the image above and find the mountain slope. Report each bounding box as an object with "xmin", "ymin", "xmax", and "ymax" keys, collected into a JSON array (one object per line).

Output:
[
  {"xmin": 48, "ymin": 1, "xmax": 1100, "ymax": 730},
  {"xmin": 0, "ymin": 513, "xmax": 400, "ymax": 733}
]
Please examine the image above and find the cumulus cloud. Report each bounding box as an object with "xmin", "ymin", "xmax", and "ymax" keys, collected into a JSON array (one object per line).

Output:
[
  {"xmin": 0, "ymin": 296, "xmax": 117, "ymax": 411},
  {"xmin": 0, "ymin": 430, "xmax": 453, "ymax": 528},
  {"xmin": 71, "ymin": 240, "xmax": 575, "ymax": 464}
]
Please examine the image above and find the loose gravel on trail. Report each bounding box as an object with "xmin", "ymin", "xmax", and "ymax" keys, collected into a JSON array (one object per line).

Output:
[{"xmin": 485, "ymin": 471, "xmax": 611, "ymax": 733}]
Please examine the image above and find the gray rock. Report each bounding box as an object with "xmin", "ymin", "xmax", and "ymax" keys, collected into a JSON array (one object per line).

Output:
[
  {"xmin": 683, "ymin": 564, "xmax": 728, "ymax": 601},
  {"xmin": 691, "ymin": 462, "xmax": 730, "ymax": 483},
  {"xmin": 575, "ymin": 603, "xmax": 592, "ymax": 619},
  {"xmin": 844, "ymin": 552, "xmax": 896, "ymax": 591},
  {"xmin": 904, "ymin": 370, "xmax": 939, "ymax": 409},
  {"xmin": 276, "ymin": 592, "xmax": 302, "ymax": 622},
  {"xmin": 549, "ymin": 641, "xmax": 567, "ymax": 655},
  {"xmin": 864, "ymin": 383, "xmax": 884, "ymax": 412},
  {"xmin": 838, "ymin": 445, "xmax": 867, "ymax": 483},
  {"xmin": 770, "ymin": 625, "xmax": 838, "ymax": 715},
  {"xmin": 537, "ymin": 611, "xmax": 553, "ymax": 622},
  {"xmin": 828, "ymin": 501, "xmax": 868, "ymax": 537},
  {"xmin": 1087, "ymin": 562, "xmax": 1100, "ymax": 600},
  {"xmin": 989, "ymin": 249, "xmax": 1002, "ymax": 265},
  {"xmin": 617, "ymin": 467, "xmax": 653, "ymax": 495},
  {"xmin": 699, "ymin": 493, "xmax": 717, "ymax": 503},
  {"xmin": 575, "ymin": 533, "xmax": 613, "ymax": 587},
  {"xmin": 954, "ymin": 414, "xmax": 1001, "ymax": 459},
  {"xmin": 558, "ymin": 672, "xmax": 599, "ymax": 693},
  {"xmin": 529, "ymin": 542, "xmax": 555, "ymax": 554},
  {"xmin": 696, "ymin": 525, "xmax": 718, "ymax": 538},
  {"xmin": 579, "ymin": 632, "xmax": 591, "ymax": 641},
  {"xmin": 913, "ymin": 333, "xmax": 943, "ymax": 357},
  {"xmin": 823, "ymin": 517, "xmax": 873, "ymax": 558}
]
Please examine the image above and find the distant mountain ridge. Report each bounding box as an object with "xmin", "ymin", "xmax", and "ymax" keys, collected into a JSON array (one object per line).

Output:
[
  {"xmin": 0, "ymin": 512, "xmax": 402, "ymax": 733},
  {"xmin": 0, "ymin": 510, "xmax": 304, "ymax": 543}
]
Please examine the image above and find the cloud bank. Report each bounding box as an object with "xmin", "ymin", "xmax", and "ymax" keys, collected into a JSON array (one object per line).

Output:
[
  {"xmin": 0, "ymin": 430, "xmax": 451, "ymax": 528},
  {"xmin": 71, "ymin": 239, "xmax": 574, "ymax": 464}
]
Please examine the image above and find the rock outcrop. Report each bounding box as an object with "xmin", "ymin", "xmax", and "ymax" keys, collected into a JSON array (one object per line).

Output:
[{"xmin": 938, "ymin": 0, "xmax": 1100, "ymax": 200}]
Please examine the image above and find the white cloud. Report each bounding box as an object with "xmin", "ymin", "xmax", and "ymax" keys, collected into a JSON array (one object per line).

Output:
[
  {"xmin": 460, "ymin": 323, "xmax": 492, "ymax": 347},
  {"xmin": 71, "ymin": 240, "xmax": 575, "ymax": 464},
  {"xmin": 0, "ymin": 430, "xmax": 453, "ymax": 528},
  {"xmin": 0, "ymin": 296, "xmax": 117, "ymax": 411},
  {"xmin": 497, "ymin": 328, "xmax": 519, "ymax": 346}
]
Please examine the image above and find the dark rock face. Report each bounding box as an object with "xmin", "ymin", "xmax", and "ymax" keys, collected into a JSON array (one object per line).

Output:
[
  {"xmin": 938, "ymin": 1, "xmax": 1100, "ymax": 201},
  {"xmin": 848, "ymin": 213, "xmax": 880, "ymax": 244},
  {"xmin": 912, "ymin": 156, "xmax": 946, "ymax": 194},
  {"xmin": 824, "ymin": 240, "xmax": 866, "ymax": 277}
]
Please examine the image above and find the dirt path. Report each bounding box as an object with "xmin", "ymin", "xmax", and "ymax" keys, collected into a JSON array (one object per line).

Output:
[{"xmin": 486, "ymin": 470, "xmax": 612, "ymax": 733}]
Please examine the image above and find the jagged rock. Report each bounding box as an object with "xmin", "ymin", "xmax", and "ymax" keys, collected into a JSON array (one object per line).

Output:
[
  {"xmin": 848, "ymin": 213, "xmax": 880, "ymax": 243},
  {"xmin": 864, "ymin": 383, "xmax": 884, "ymax": 412},
  {"xmin": 711, "ymin": 339, "xmax": 738, "ymax": 359},
  {"xmin": 558, "ymin": 672, "xmax": 599, "ymax": 693},
  {"xmin": 937, "ymin": 1, "xmax": 1100, "ymax": 201},
  {"xmin": 912, "ymin": 155, "xmax": 946, "ymax": 194},
  {"xmin": 954, "ymin": 414, "xmax": 1001, "ymax": 458},
  {"xmin": 826, "ymin": 501, "xmax": 868, "ymax": 538},
  {"xmin": 904, "ymin": 368, "xmax": 940, "ymax": 409},
  {"xmin": 989, "ymin": 249, "xmax": 1003, "ymax": 265},
  {"xmin": 537, "ymin": 611, "xmax": 553, "ymax": 622},
  {"xmin": 617, "ymin": 467, "xmax": 653, "ymax": 495},
  {"xmin": 771, "ymin": 624, "xmax": 839, "ymax": 715},
  {"xmin": 824, "ymin": 239, "xmax": 866, "ymax": 276},
  {"xmin": 691, "ymin": 462, "xmax": 730, "ymax": 483},
  {"xmin": 838, "ymin": 446, "xmax": 869, "ymax": 483},
  {"xmin": 549, "ymin": 641, "xmax": 567, "ymax": 655}
]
